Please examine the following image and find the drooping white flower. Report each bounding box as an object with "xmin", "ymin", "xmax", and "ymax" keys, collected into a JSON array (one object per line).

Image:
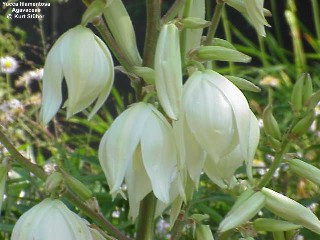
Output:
[
  {"xmin": 155, "ymin": 23, "xmax": 182, "ymax": 120},
  {"xmin": 179, "ymin": 70, "xmax": 259, "ymax": 187},
  {"xmin": 11, "ymin": 198, "xmax": 93, "ymax": 240},
  {"xmin": 0, "ymin": 56, "xmax": 18, "ymax": 74},
  {"xmin": 40, "ymin": 25, "xmax": 114, "ymax": 125},
  {"xmin": 98, "ymin": 102, "xmax": 178, "ymax": 218}
]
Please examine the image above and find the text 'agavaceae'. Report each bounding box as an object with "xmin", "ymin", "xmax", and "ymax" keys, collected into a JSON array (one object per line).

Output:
[
  {"xmin": 178, "ymin": 70, "xmax": 260, "ymax": 188},
  {"xmin": 40, "ymin": 25, "xmax": 114, "ymax": 125},
  {"xmin": 98, "ymin": 102, "xmax": 178, "ymax": 219}
]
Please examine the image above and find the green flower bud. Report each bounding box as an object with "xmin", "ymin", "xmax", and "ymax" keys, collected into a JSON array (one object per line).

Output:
[
  {"xmin": 288, "ymin": 158, "xmax": 320, "ymax": 185},
  {"xmin": 261, "ymin": 187, "xmax": 320, "ymax": 234},
  {"xmin": 266, "ymin": 135, "xmax": 282, "ymax": 151},
  {"xmin": 272, "ymin": 232, "xmax": 286, "ymax": 240},
  {"xmin": 229, "ymin": 188, "xmax": 255, "ymax": 213},
  {"xmin": 103, "ymin": 0, "xmax": 142, "ymax": 66},
  {"xmin": 195, "ymin": 225, "xmax": 215, "ymax": 240},
  {"xmin": 291, "ymin": 73, "xmax": 306, "ymax": 113},
  {"xmin": 63, "ymin": 172, "xmax": 92, "ymax": 201},
  {"xmin": 302, "ymin": 73, "xmax": 313, "ymax": 105},
  {"xmin": 218, "ymin": 191, "xmax": 265, "ymax": 233},
  {"xmin": 306, "ymin": 90, "xmax": 320, "ymax": 110},
  {"xmin": 225, "ymin": 76, "xmax": 261, "ymax": 92},
  {"xmin": 45, "ymin": 172, "xmax": 63, "ymax": 193},
  {"xmin": 180, "ymin": 17, "xmax": 211, "ymax": 29},
  {"xmin": 291, "ymin": 110, "xmax": 315, "ymax": 135},
  {"xmin": 211, "ymin": 38, "xmax": 236, "ymax": 49},
  {"xmin": 196, "ymin": 46, "xmax": 251, "ymax": 63},
  {"xmin": 253, "ymin": 218, "xmax": 301, "ymax": 232},
  {"xmin": 263, "ymin": 105, "xmax": 282, "ymax": 141},
  {"xmin": 132, "ymin": 66, "xmax": 155, "ymax": 84},
  {"xmin": 81, "ymin": 0, "xmax": 105, "ymax": 25},
  {"xmin": 191, "ymin": 214, "xmax": 210, "ymax": 223}
]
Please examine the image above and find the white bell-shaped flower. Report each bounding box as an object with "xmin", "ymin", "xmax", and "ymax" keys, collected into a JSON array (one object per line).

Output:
[
  {"xmin": 98, "ymin": 102, "xmax": 178, "ymax": 211},
  {"xmin": 180, "ymin": 70, "xmax": 258, "ymax": 186},
  {"xmin": 11, "ymin": 198, "xmax": 93, "ymax": 240},
  {"xmin": 40, "ymin": 25, "xmax": 114, "ymax": 125}
]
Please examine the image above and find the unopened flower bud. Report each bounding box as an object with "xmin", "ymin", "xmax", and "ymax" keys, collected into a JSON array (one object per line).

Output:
[
  {"xmin": 288, "ymin": 158, "xmax": 320, "ymax": 185},
  {"xmin": 263, "ymin": 105, "xmax": 282, "ymax": 141},
  {"xmin": 302, "ymin": 73, "xmax": 313, "ymax": 105},
  {"xmin": 266, "ymin": 135, "xmax": 282, "ymax": 151},
  {"xmin": 211, "ymin": 38, "xmax": 236, "ymax": 49},
  {"xmin": 196, "ymin": 46, "xmax": 251, "ymax": 63},
  {"xmin": 291, "ymin": 73, "xmax": 306, "ymax": 113},
  {"xmin": 219, "ymin": 191, "xmax": 265, "ymax": 233},
  {"xmin": 155, "ymin": 23, "xmax": 182, "ymax": 120},
  {"xmin": 225, "ymin": 76, "xmax": 261, "ymax": 92},
  {"xmin": 103, "ymin": 0, "xmax": 142, "ymax": 66},
  {"xmin": 253, "ymin": 218, "xmax": 301, "ymax": 232},
  {"xmin": 272, "ymin": 232, "xmax": 286, "ymax": 240},
  {"xmin": 63, "ymin": 172, "xmax": 92, "ymax": 201},
  {"xmin": 132, "ymin": 66, "xmax": 155, "ymax": 84},
  {"xmin": 45, "ymin": 172, "xmax": 63, "ymax": 193},
  {"xmin": 81, "ymin": 0, "xmax": 105, "ymax": 25},
  {"xmin": 195, "ymin": 225, "xmax": 215, "ymax": 240},
  {"xmin": 291, "ymin": 110, "xmax": 315, "ymax": 135},
  {"xmin": 261, "ymin": 187, "xmax": 320, "ymax": 234},
  {"xmin": 306, "ymin": 90, "xmax": 320, "ymax": 110},
  {"xmin": 180, "ymin": 17, "xmax": 211, "ymax": 29}
]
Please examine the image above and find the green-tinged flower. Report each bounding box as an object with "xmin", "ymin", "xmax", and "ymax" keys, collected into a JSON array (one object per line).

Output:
[
  {"xmin": 98, "ymin": 102, "xmax": 178, "ymax": 219},
  {"xmin": 103, "ymin": 0, "xmax": 142, "ymax": 66},
  {"xmin": 225, "ymin": 0, "xmax": 271, "ymax": 37},
  {"xmin": 195, "ymin": 225, "xmax": 215, "ymax": 240},
  {"xmin": 11, "ymin": 198, "xmax": 93, "ymax": 240},
  {"xmin": 178, "ymin": 70, "xmax": 259, "ymax": 187},
  {"xmin": 261, "ymin": 187, "xmax": 320, "ymax": 234},
  {"xmin": 288, "ymin": 159, "xmax": 320, "ymax": 186},
  {"xmin": 155, "ymin": 23, "xmax": 182, "ymax": 120},
  {"xmin": 253, "ymin": 218, "xmax": 301, "ymax": 232},
  {"xmin": 40, "ymin": 25, "xmax": 114, "ymax": 125}
]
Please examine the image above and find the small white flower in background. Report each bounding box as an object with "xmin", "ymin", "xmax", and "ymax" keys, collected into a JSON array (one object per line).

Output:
[
  {"xmin": 259, "ymin": 75, "xmax": 280, "ymax": 87},
  {"xmin": 11, "ymin": 198, "xmax": 94, "ymax": 240},
  {"xmin": 40, "ymin": 25, "xmax": 114, "ymax": 125},
  {"xmin": 16, "ymin": 68, "xmax": 43, "ymax": 87},
  {"xmin": 99, "ymin": 102, "xmax": 178, "ymax": 219},
  {"xmin": 178, "ymin": 70, "xmax": 259, "ymax": 187},
  {"xmin": 0, "ymin": 56, "xmax": 18, "ymax": 74},
  {"xmin": 156, "ymin": 219, "xmax": 171, "ymax": 239}
]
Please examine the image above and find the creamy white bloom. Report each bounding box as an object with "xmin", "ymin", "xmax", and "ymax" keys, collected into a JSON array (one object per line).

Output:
[
  {"xmin": 0, "ymin": 56, "xmax": 18, "ymax": 74},
  {"xmin": 40, "ymin": 25, "xmax": 114, "ymax": 125},
  {"xmin": 179, "ymin": 70, "xmax": 259, "ymax": 187},
  {"xmin": 155, "ymin": 23, "xmax": 182, "ymax": 120},
  {"xmin": 98, "ymin": 102, "xmax": 178, "ymax": 218},
  {"xmin": 11, "ymin": 198, "xmax": 93, "ymax": 240}
]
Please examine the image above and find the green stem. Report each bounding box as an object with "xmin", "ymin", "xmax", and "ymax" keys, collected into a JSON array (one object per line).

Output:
[
  {"xmin": 258, "ymin": 35, "xmax": 268, "ymax": 67},
  {"xmin": 94, "ymin": 18, "xmax": 134, "ymax": 71},
  {"xmin": 135, "ymin": 192, "xmax": 157, "ymax": 240},
  {"xmin": 257, "ymin": 139, "xmax": 290, "ymax": 189},
  {"xmin": 142, "ymin": 0, "xmax": 161, "ymax": 68},
  {"xmin": 311, "ymin": 0, "xmax": 320, "ymax": 45},
  {"xmin": 161, "ymin": 0, "xmax": 186, "ymax": 24},
  {"xmin": 271, "ymin": 0, "xmax": 283, "ymax": 47},
  {"xmin": 179, "ymin": 0, "xmax": 192, "ymax": 69},
  {"xmin": 221, "ymin": 7, "xmax": 234, "ymax": 74},
  {"xmin": 204, "ymin": 0, "xmax": 225, "ymax": 46},
  {"xmin": 0, "ymin": 129, "xmax": 131, "ymax": 240}
]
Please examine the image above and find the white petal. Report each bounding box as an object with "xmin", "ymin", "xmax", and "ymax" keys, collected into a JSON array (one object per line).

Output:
[
  {"xmin": 125, "ymin": 145, "xmax": 152, "ymax": 220},
  {"xmin": 140, "ymin": 106, "xmax": 177, "ymax": 203},
  {"xmin": 204, "ymin": 70, "xmax": 251, "ymax": 161},
  {"xmin": 40, "ymin": 37, "xmax": 64, "ymax": 125},
  {"xmin": 98, "ymin": 103, "xmax": 151, "ymax": 194},
  {"xmin": 246, "ymin": 112, "xmax": 260, "ymax": 180},
  {"xmin": 183, "ymin": 71, "xmax": 238, "ymax": 160}
]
